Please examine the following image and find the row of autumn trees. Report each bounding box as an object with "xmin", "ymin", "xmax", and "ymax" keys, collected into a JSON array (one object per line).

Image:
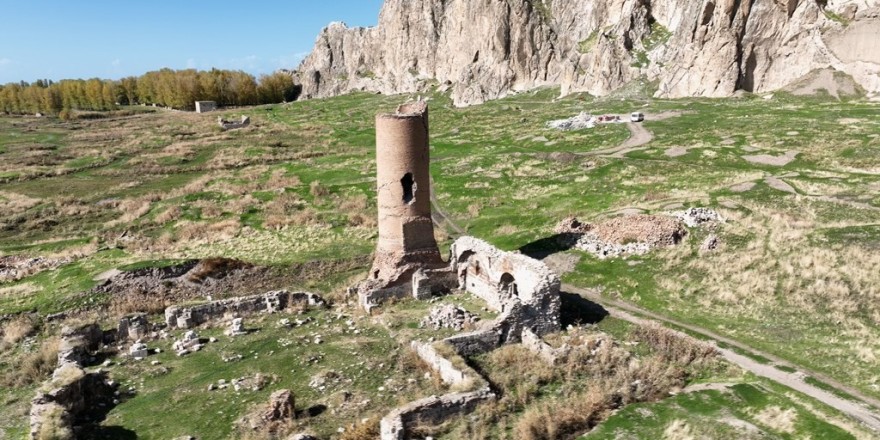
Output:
[{"xmin": 0, "ymin": 68, "xmax": 300, "ymax": 116}]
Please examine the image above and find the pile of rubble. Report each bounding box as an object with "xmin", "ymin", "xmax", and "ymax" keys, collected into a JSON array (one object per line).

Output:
[
  {"xmin": 555, "ymin": 214, "xmax": 687, "ymax": 259},
  {"xmin": 420, "ymin": 304, "xmax": 480, "ymax": 331},
  {"xmin": 0, "ymin": 256, "xmax": 69, "ymax": 283},
  {"xmin": 592, "ymin": 215, "xmax": 687, "ymax": 247},
  {"xmin": 546, "ymin": 112, "xmax": 595, "ymax": 131},
  {"xmin": 672, "ymin": 207, "xmax": 723, "ymax": 227},
  {"xmin": 172, "ymin": 330, "xmax": 204, "ymax": 356}
]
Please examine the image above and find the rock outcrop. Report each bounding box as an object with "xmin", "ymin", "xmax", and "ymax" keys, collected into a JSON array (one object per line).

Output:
[{"xmin": 290, "ymin": 0, "xmax": 880, "ymax": 105}]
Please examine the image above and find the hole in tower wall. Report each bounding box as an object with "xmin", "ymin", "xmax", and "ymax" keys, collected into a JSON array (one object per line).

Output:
[{"xmin": 401, "ymin": 173, "xmax": 416, "ymax": 204}]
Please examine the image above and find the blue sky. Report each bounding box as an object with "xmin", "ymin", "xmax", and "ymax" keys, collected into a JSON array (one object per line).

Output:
[{"xmin": 0, "ymin": 0, "xmax": 385, "ymax": 83}]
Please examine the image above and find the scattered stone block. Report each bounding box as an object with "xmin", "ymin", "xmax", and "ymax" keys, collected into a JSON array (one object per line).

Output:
[
  {"xmin": 129, "ymin": 342, "xmax": 149, "ymax": 360},
  {"xmin": 225, "ymin": 318, "xmax": 246, "ymax": 337}
]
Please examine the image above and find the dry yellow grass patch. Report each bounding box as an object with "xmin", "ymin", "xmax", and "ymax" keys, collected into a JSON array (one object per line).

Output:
[
  {"xmin": 0, "ymin": 283, "xmax": 39, "ymax": 300},
  {"xmin": 754, "ymin": 406, "xmax": 797, "ymax": 434},
  {"xmin": 1, "ymin": 314, "xmax": 37, "ymax": 347},
  {"xmin": 107, "ymin": 195, "xmax": 160, "ymax": 226},
  {"xmin": 154, "ymin": 206, "xmax": 182, "ymax": 224},
  {"xmin": 265, "ymin": 169, "xmax": 301, "ymax": 189},
  {"xmin": 176, "ymin": 219, "xmax": 242, "ymax": 244},
  {"xmin": 662, "ymin": 419, "xmax": 696, "ymax": 440},
  {"xmin": 0, "ymin": 191, "xmax": 41, "ymax": 214}
]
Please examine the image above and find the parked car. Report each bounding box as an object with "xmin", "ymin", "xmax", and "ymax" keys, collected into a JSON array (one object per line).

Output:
[{"xmin": 630, "ymin": 112, "xmax": 645, "ymax": 122}]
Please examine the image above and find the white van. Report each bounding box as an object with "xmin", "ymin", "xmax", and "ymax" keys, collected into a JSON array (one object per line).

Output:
[{"xmin": 630, "ymin": 112, "xmax": 645, "ymax": 122}]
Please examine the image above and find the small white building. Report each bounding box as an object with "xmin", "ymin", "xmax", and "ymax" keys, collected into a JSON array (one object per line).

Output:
[{"xmin": 195, "ymin": 101, "xmax": 217, "ymax": 113}]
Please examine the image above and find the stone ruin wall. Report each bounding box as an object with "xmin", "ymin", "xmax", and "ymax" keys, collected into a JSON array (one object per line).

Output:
[
  {"xmin": 380, "ymin": 340, "xmax": 496, "ymax": 440},
  {"xmin": 352, "ymin": 101, "xmax": 564, "ymax": 439},
  {"xmin": 165, "ymin": 290, "xmax": 326, "ymax": 329},
  {"xmin": 29, "ymin": 324, "xmax": 114, "ymax": 439},
  {"xmin": 373, "ymin": 237, "xmax": 565, "ymax": 439},
  {"xmin": 450, "ymin": 236, "xmax": 562, "ymax": 337}
]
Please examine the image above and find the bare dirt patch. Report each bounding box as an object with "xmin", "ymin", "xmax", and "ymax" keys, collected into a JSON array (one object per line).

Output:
[
  {"xmin": 765, "ymin": 177, "xmax": 797, "ymax": 194},
  {"xmin": 665, "ymin": 147, "xmax": 688, "ymax": 157},
  {"xmin": 742, "ymin": 151, "xmax": 799, "ymax": 167},
  {"xmin": 541, "ymin": 252, "xmax": 581, "ymax": 276},
  {"xmin": 730, "ymin": 181, "xmax": 758, "ymax": 193}
]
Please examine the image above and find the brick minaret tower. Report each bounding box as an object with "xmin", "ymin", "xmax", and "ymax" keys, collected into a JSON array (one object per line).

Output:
[{"xmin": 369, "ymin": 101, "xmax": 443, "ymax": 285}]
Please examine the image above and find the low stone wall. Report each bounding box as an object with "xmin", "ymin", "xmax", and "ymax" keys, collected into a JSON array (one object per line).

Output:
[
  {"xmin": 379, "ymin": 328, "xmax": 499, "ymax": 439},
  {"xmin": 30, "ymin": 324, "xmax": 114, "ymax": 439},
  {"xmin": 359, "ymin": 284, "xmax": 409, "ymax": 314},
  {"xmin": 380, "ymin": 388, "xmax": 496, "ymax": 440},
  {"xmin": 411, "ymin": 341, "xmax": 483, "ymax": 388},
  {"xmin": 358, "ymin": 268, "xmax": 456, "ymax": 313},
  {"xmin": 444, "ymin": 328, "xmax": 501, "ymax": 356},
  {"xmin": 165, "ymin": 290, "xmax": 326, "ymax": 329},
  {"xmin": 56, "ymin": 323, "xmax": 103, "ymax": 366}
]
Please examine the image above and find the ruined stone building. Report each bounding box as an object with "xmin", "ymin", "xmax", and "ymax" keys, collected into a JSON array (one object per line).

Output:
[
  {"xmin": 356, "ymin": 103, "xmax": 562, "ymax": 438},
  {"xmin": 354, "ymin": 101, "xmax": 561, "ymax": 340}
]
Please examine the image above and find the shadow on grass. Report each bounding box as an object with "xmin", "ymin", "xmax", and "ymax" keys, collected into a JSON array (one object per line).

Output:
[
  {"xmin": 559, "ymin": 291, "xmax": 609, "ymax": 328},
  {"xmin": 518, "ymin": 233, "xmax": 577, "ymax": 259},
  {"xmin": 81, "ymin": 425, "xmax": 139, "ymax": 439},
  {"xmin": 75, "ymin": 371, "xmax": 138, "ymax": 439}
]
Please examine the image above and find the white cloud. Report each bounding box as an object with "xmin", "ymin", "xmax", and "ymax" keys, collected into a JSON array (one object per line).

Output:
[
  {"xmin": 273, "ymin": 52, "xmax": 310, "ymax": 69},
  {"xmin": 185, "ymin": 58, "xmax": 197, "ymax": 69},
  {"xmin": 111, "ymin": 58, "xmax": 121, "ymax": 67},
  {"xmin": 0, "ymin": 58, "xmax": 12, "ymax": 67},
  {"xmin": 224, "ymin": 55, "xmax": 261, "ymax": 71}
]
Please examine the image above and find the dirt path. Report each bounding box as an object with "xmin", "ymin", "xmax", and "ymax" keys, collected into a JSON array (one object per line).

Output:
[
  {"xmin": 585, "ymin": 122, "xmax": 653, "ymax": 156},
  {"xmin": 563, "ymin": 283, "xmax": 880, "ymax": 434}
]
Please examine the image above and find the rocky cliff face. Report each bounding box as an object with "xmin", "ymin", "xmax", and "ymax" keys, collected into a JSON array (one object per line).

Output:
[{"xmin": 291, "ymin": 0, "xmax": 880, "ymax": 106}]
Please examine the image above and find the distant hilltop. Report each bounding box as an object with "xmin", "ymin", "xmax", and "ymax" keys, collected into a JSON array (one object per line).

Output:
[{"xmin": 288, "ymin": 0, "xmax": 880, "ymax": 106}]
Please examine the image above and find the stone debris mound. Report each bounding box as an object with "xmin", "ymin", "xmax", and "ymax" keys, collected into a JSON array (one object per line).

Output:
[
  {"xmin": 672, "ymin": 207, "xmax": 723, "ymax": 227},
  {"xmin": 0, "ymin": 256, "xmax": 69, "ymax": 283},
  {"xmin": 701, "ymin": 234, "xmax": 720, "ymax": 252},
  {"xmin": 592, "ymin": 215, "xmax": 687, "ymax": 248},
  {"xmin": 554, "ymin": 216, "xmax": 593, "ymax": 235},
  {"xmin": 420, "ymin": 304, "xmax": 480, "ymax": 331},
  {"xmin": 547, "ymin": 112, "xmax": 595, "ymax": 131},
  {"xmin": 554, "ymin": 214, "xmax": 687, "ymax": 259},
  {"xmin": 172, "ymin": 330, "xmax": 202, "ymax": 356}
]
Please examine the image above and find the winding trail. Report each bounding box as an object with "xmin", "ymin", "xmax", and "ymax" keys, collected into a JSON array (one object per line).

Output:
[
  {"xmin": 564, "ymin": 284, "xmax": 880, "ymax": 434},
  {"xmin": 427, "ymin": 120, "xmax": 880, "ymax": 434},
  {"xmin": 586, "ymin": 122, "xmax": 653, "ymax": 157}
]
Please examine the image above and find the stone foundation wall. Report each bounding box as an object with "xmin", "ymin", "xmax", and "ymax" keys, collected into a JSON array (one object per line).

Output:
[
  {"xmin": 380, "ymin": 389, "xmax": 496, "ymax": 440},
  {"xmin": 444, "ymin": 329, "xmax": 502, "ymax": 357},
  {"xmin": 358, "ymin": 268, "xmax": 456, "ymax": 313},
  {"xmin": 56, "ymin": 323, "xmax": 103, "ymax": 366},
  {"xmin": 165, "ymin": 290, "xmax": 326, "ymax": 329},
  {"xmin": 411, "ymin": 341, "xmax": 484, "ymax": 388},
  {"xmin": 218, "ymin": 116, "xmax": 250, "ymax": 130}
]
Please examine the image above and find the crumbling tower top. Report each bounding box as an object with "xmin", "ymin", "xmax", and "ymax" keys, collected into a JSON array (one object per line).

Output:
[{"xmin": 369, "ymin": 100, "xmax": 443, "ymax": 287}]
